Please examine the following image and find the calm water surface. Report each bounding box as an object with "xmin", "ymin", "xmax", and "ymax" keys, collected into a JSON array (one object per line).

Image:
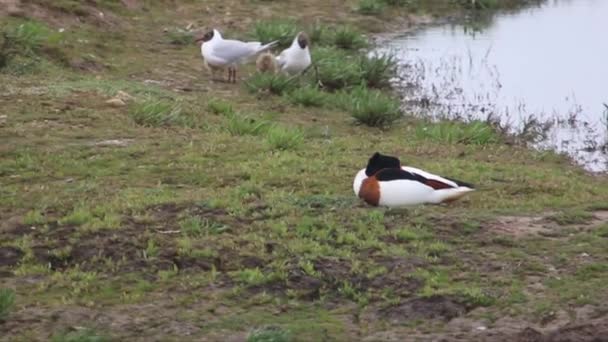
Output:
[{"xmin": 379, "ymin": 0, "xmax": 608, "ymax": 171}]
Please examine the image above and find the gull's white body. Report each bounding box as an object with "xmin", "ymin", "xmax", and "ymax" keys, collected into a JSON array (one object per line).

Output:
[
  {"xmin": 276, "ymin": 34, "xmax": 311, "ymax": 75},
  {"xmin": 353, "ymin": 167, "xmax": 474, "ymax": 207},
  {"xmin": 201, "ymin": 29, "xmax": 278, "ymax": 70}
]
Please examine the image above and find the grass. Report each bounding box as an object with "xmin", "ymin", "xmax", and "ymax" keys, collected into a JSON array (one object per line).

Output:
[
  {"xmin": 359, "ymin": 53, "xmax": 396, "ymax": 88},
  {"xmin": 0, "ymin": 20, "xmax": 61, "ymax": 72},
  {"xmin": 0, "ymin": 288, "xmax": 15, "ymax": 321},
  {"xmin": 2, "ymin": 1, "xmax": 608, "ymax": 341},
  {"xmin": 331, "ymin": 26, "xmax": 368, "ymax": 50},
  {"xmin": 245, "ymin": 73, "xmax": 298, "ymax": 96},
  {"xmin": 250, "ymin": 20, "xmax": 298, "ymax": 49},
  {"xmin": 357, "ymin": 0, "xmax": 385, "ymax": 15},
  {"xmin": 414, "ymin": 120, "xmax": 501, "ymax": 145},
  {"xmin": 50, "ymin": 328, "xmax": 109, "ymax": 342},
  {"xmin": 265, "ymin": 125, "xmax": 304, "ymax": 150},
  {"xmin": 313, "ymin": 48, "xmax": 362, "ymax": 91},
  {"xmin": 225, "ymin": 114, "xmax": 273, "ymax": 136},
  {"xmin": 287, "ymin": 86, "xmax": 327, "ymax": 107},
  {"xmin": 247, "ymin": 326, "xmax": 291, "ymax": 342},
  {"xmin": 343, "ymin": 86, "xmax": 402, "ymax": 127},
  {"xmin": 129, "ymin": 99, "xmax": 194, "ymax": 127},
  {"xmin": 548, "ymin": 210, "xmax": 594, "ymax": 225}
]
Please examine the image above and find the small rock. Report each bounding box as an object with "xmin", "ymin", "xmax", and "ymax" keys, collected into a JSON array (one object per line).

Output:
[
  {"xmin": 475, "ymin": 326, "xmax": 487, "ymax": 331},
  {"xmin": 186, "ymin": 23, "xmax": 194, "ymax": 30},
  {"xmin": 105, "ymin": 98, "xmax": 126, "ymax": 107},
  {"xmin": 580, "ymin": 252, "xmax": 590, "ymax": 258},
  {"xmin": 0, "ymin": 115, "xmax": 7, "ymax": 126}
]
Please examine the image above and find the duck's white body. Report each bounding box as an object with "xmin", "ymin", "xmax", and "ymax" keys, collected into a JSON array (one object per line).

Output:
[
  {"xmin": 353, "ymin": 166, "xmax": 474, "ymax": 207},
  {"xmin": 276, "ymin": 33, "xmax": 311, "ymax": 75}
]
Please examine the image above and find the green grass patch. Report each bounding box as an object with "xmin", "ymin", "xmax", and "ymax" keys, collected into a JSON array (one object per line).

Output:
[
  {"xmin": 548, "ymin": 210, "xmax": 594, "ymax": 225},
  {"xmin": 0, "ymin": 288, "xmax": 15, "ymax": 321},
  {"xmin": 129, "ymin": 99, "xmax": 195, "ymax": 127},
  {"xmin": 359, "ymin": 53, "xmax": 396, "ymax": 88},
  {"xmin": 225, "ymin": 114, "xmax": 273, "ymax": 136},
  {"xmin": 266, "ymin": 125, "xmax": 304, "ymax": 150},
  {"xmin": 248, "ymin": 326, "xmax": 291, "ymax": 342},
  {"xmin": 357, "ymin": 0, "xmax": 385, "ymax": 15},
  {"xmin": 342, "ymin": 86, "xmax": 402, "ymax": 127},
  {"xmin": 51, "ymin": 328, "xmax": 109, "ymax": 342},
  {"xmin": 245, "ymin": 73, "xmax": 298, "ymax": 96},
  {"xmin": 166, "ymin": 29, "xmax": 194, "ymax": 45},
  {"xmin": 331, "ymin": 26, "xmax": 368, "ymax": 50},
  {"xmin": 414, "ymin": 120, "xmax": 501, "ymax": 145},
  {"xmin": 250, "ymin": 20, "xmax": 298, "ymax": 49},
  {"xmin": 287, "ymin": 85, "xmax": 327, "ymax": 107}
]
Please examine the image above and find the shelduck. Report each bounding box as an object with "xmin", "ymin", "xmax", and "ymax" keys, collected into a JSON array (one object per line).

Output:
[{"xmin": 353, "ymin": 152, "xmax": 475, "ymax": 207}]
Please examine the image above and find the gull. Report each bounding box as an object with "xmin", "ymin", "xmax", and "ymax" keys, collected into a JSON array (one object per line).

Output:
[
  {"xmin": 276, "ymin": 32, "xmax": 311, "ymax": 75},
  {"xmin": 196, "ymin": 29, "xmax": 278, "ymax": 83}
]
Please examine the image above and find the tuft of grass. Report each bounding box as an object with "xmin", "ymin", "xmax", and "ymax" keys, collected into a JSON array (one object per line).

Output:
[
  {"xmin": 166, "ymin": 29, "xmax": 194, "ymax": 45},
  {"xmin": 342, "ymin": 86, "xmax": 402, "ymax": 127},
  {"xmin": 23, "ymin": 209, "xmax": 45, "ymax": 225},
  {"xmin": 0, "ymin": 288, "xmax": 15, "ymax": 321},
  {"xmin": 179, "ymin": 216, "xmax": 228, "ymax": 236},
  {"xmin": 1, "ymin": 21, "xmax": 51, "ymax": 68},
  {"xmin": 357, "ymin": 0, "xmax": 385, "ymax": 15},
  {"xmin": 595, "ymin": 224, "xmax": 608, "ymax": 238},
  {"xmin": 313, "ymin": 48, "xmax": 362, "ymax": 91},
  {"xmin": 250, "ymin": 20, "xmax": 298, "ymax": 49},
  {"xmin": 266, "ymin": 125, "xmax": 304, "ymax": 150},
  {"xmin": 245, "ymin": 73, "xmax": 297, "ymax": 96},
  {"xmin": 287, "ymin": 86, "xmax": 327, "ymax": 107},
  {"xmin": 130, "ymin": 99, "xmax": 194, "ymax": 127},
  {"xmin": 359, "ymin": 53, "xmax": 396, "ymax": 88},
  {"xmin": 50, "ymin": 328, "xmax": 109, "ymax": 342},
  {"xmin": 458, "ymin": 287, "xmax": 495, "ymax": 307},
  {"xmin": 548, "ymin": 210, "xmax": 594, "ymax": 225},
  {"xmin": 207, "ymin": 98, "xmax": 235, "ymax": 116},
  {"xmin": 225, "ymin": 114, "xmax": 272, "ymax": 136},
  {"xmin": 331, "ymin": 26, "xmax": 368, "ymax": 50},
  {"xmin": 248, "ymin": 326, "xmax": 291, "ymax": 342},
  {"xmin": 414, "ymin": 120, "xmax": 501, "ymax": 145},
  {"xmin": 60, "ymin": 206, "xmax": 94, "ymax": 226}
]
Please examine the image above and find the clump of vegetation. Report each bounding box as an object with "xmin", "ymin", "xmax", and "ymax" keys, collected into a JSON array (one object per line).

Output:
[
  {"xmin": 224, "ymin": 114, "xmax": 272, "ymax": 136},
  {"xmin": 266, "ymin": 125, "xmax": 304, "ymax": 150},
  {"xmin": 250, "ymin": 20, "xmax": 298, "ymax": 49},
  {"xmin": 287, "ymin": 85, "xmax": 327, "ymax": 107},
  {"xmin": 331, "ymin": 26, "xmax": 368, "ymax": 50},
  {"xmin": 414, "ymin": 120, "xmax": 501, "ymax": 145},
  {"xmin": 359, "ymin": 53, "xmax": 396, "ymax": 88},
  {"xmin": 548, "ymin": 210, "xmax": 594, "ymax": 225},
  {"xmin": 207, "ymin": 98, "xmax": 235, "ymax": 116},
  {"xmin": 0, "ymin": 21, "xmax": 63, "ymax": 72},
  {"xmin": 0, "ymin": 288, "xmax": 15, "ymax": 321},
  {"xmin": 342, "ymin": 86, "xmax": 402, "ymax": 127},
  {"xmin": 166, "ymin": 29, "xmax": 194, "ymax": 45},
  {"xmin": 247, "ymin": 326, "xmax": 291, "ymax": 342},
  {"xmin": 313, "ymin": 48, "xmax": 362, "ymax": 91},
  {"xmin": 245, "ymin": 73, "xmax": 297, "ymax": 96},
  {"xmin": 50, "ymin": 328, "xmax": 109, "ymax": 342},
  {"xmin": 130, "ymin": 100, "xmax": 194, "ymax": 127},
  {"xmin": 179, "ymin": 216, "xmax": 228, "ymax": 236},
  {"xmin": 357, "ymin": 0, "xmax": 385, "ymax": 15}
]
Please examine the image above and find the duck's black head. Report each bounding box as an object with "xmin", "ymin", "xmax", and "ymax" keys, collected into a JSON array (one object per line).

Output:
[{"xmin": 365, "ymin": 152, "xmax": 401, "ymax": 176}]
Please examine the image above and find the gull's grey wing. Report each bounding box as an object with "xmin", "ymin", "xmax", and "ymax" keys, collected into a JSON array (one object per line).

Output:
[{"xmin": 212, "ymin": 40, "xmax": 259, "ymax": 63}]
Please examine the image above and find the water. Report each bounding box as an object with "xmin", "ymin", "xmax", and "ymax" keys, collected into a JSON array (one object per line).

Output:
[{"xmin": 378, "ymin": 0, "xmax": 608, "ymax": 172}]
